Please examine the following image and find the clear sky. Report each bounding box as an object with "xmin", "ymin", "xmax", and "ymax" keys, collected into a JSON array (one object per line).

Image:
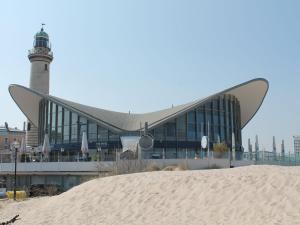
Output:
[{"xmin": 0, "ymin": 0, "xmax": 299, "ymax": 152}]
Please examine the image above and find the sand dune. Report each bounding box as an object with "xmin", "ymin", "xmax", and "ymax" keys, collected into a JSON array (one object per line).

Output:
[{"xmin": 1, "ymin": 165, "xmax": 300, "ymax": 225}]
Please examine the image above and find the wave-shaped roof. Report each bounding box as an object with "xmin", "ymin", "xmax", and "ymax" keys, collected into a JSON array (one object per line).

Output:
[{"xmin": 9, "ymin": 78, "xmax": 268, "ymax": 133}]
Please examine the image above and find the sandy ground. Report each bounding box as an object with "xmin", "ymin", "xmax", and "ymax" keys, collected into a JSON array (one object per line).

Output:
[{"xmin": 0, "ymin": 165, "xmax": 300, "ymax": 225}]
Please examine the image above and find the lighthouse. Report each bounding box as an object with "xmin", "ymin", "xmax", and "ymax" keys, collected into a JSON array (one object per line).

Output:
[{"xmin": 27, "ymin": 25, "xmax": 53, "ymax": 147}]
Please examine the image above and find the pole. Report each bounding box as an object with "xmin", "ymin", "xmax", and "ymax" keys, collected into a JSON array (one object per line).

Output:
[
  {"xmin": 207, "ymin": 120, "xmax": 210, "ymax": 168},
  {"xmin": 115, "ymin": 148, "xmax": 118, "ymax": 175},
  {"xmin": 229, "ymin": 147, "xmax": 231, "ymax": 167},
  {"xmin": 185, "ymin": 148, "xmax": 188, "ymax": 168},
  {"xmin": 14, "ymin": 147, "xmax": 17, "ymax": 201}
]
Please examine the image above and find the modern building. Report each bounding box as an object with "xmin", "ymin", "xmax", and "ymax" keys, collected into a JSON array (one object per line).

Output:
[
  {"xmin": 294, "ymin": 136, "xmax": 300, "ymax": 156},
  {"xmin": 9, "ymin": 27, "xmax": 269, "ymax": 160}
]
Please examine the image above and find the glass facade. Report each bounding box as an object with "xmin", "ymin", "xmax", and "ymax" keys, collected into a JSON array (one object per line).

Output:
[
  {"xmin": 146, "ymin": 94, "xmax": 242, "ymax": 159},
  {"xmin": 38, "ymin": 94, "xmax": 242, "ymax": 160},
  {"xmin": 38, "ymin": 99, "xmax": 120, "ymax": 161}
]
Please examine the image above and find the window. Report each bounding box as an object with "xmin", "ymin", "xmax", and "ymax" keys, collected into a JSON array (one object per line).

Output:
[
  {"xmin": 63, "ymin": 126, "xmax": 70, "ymax": 143},
  {"xmin": 71, "ymin": 112, "xmax": 78, "ymax": 142},
  {"xmin": 165, "ymin": 148, "xmax": 177, "ymax": 159},
  {"xmin": 220, "ymin": 111, "xmax": 225, "ymax": 126},
  {"xmin": 88, "ymin": 122, "xmax": 97, "ymax": 141},
  {"xmin": 97, "ymin": 126, "xmax": 108, "ymax": 142},
  {"xmin": 45, "ymin": 64, "xmax": 48, "ymax": 71},
  {"xmin": 165, "ymin": 120, "xmax": 176, "ymax": 141},
  {"xmin": 109, "ymin": 131, "xmax": 119, "ymax": 141},
  {"xmin": 64, "ymin": 110, "xmax": 70, "ymax": 126},
  {"xmin": 51, "ymin": 103, "xmax": 57, "ymax": 143},
  {"xmin": 196, "ymin": 108, "xmax": 205, "ymax": 140},
  {"xmin": 213, "ymin": 125, "xmax": 219, "ymax": 142},
  {"xmin": 213, "ymin": 112, "xmax": 219, "ymax": 125},
  {"xmin": 220, "ymin": 126, "xmax": 225, "ymax": 142},
  {"xmin": 79, "ymin": 117, "xmax": 87, "ymax": 139},
  {"xmin": 154, "ymin": 126, "xmax": 165, "ymax": 141},
  {"xmin": 187, "ymin": 111, "xmax": 196, "ymax": 140},
  {"xmin": 57, "ymin": 127, "xmax": 62, "ymax": 143},
  {"xmin": 177, "ymin": 115, "xmax": 186, "ymax": 141},
  {"xmin": 57, "ymin": 106, "xmax": 63, "ymax": 126},
  {"xmin": 63, "ymin": 109, "xmax": 70, "ymax": 143},
  {"xmin": 205, "ymin": 103, "xmax": 212, "ymax": 126}
]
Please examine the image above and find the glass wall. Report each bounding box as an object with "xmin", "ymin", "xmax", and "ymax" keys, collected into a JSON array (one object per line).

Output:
[
  {"xmin": 39, "ymin": 100, "xmax": 121, "ymax": 152},
  {"xmin": 148, "ymin": 94, "xmax": 242, "ymax": 158},
  {"xmin": 177, "ymin": 115, "xmax": 186, "ymax": 141},
  {"xmin": 154, "ymin": 126, "xmax": 164, "ymax": 142},
  {"xmin": 38, "ymin": 94, "xmax": 242, "ymax": 159},
  {"xmin": 79, "ymin": 117, "xmax": 87, "ymax": 140},
  {"xmin": 196, "ymin": 108, "xmax": 205, "ymax": 140},
  {"xmin": 88, "ymin": 123, "xmax": 97, "ymax": 142},
  {"xmin": 187, "ymin": 111, "xmax": 196, "ymax": 141},
  {"xmin": 63, "ymin": 109, "xmax": 70, "ymax": 143},
  {"xmin": 51, "ymin": 103, "xmax": 56, "ymax": 143},
  {"xmin": 98, "ymin": 126, "xmax": 108, "ymax": 142},
  {"xmin": 70, "ymin": 112, "xmax": 78, "ymax": 143},
  {"xmin": 165, "ymin": 120, "xmax": 176, "ymax": 141},
  {"xmin": 57, "ymin": 106, "xmax": 63, "ymax": 144}
]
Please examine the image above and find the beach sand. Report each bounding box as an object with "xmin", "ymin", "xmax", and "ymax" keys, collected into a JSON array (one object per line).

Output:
[{"xmin": 1, "ymin": 165, "xmax": 300, "ymax": 225}]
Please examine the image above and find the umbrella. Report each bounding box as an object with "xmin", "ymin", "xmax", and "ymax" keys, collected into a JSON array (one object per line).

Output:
[
  {"xmin": 20, "ymin": 137, "xmax": 26, "ymax": 153},
  {"xmin": 42, "ymin": 134, "xmax": 51, "ymax": 159},
  {"xmin": 81, "ymin": 132, "xmax": 89, "ymax": 158},
  {"xmin": 120, "ymin": 136, "xmax": 140, "ymax": 153}
]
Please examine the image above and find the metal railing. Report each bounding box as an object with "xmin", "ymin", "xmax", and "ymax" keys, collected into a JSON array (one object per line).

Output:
[
  {"xmin": 28, "ymin": 49, "xmax": 53, "ymax": 57},
  {"xmin": 243, "ymin": 152, "xmax": 300, "ymax": 166},
  {"xmin": 2, "ymin": 151, "xmax": 299, "ymax": 166},
  {"xmin": 0, "ymin": 150, "xmax": 246, "ymax": 163}
]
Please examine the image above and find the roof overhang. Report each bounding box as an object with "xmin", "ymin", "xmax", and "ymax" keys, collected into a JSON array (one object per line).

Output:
[{"xmin": 9, "ymin": 78, "xmax": 268, "ymax": 132}]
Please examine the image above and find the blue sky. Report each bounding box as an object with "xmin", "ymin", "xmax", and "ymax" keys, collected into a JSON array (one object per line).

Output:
[{"xmin": 0, "ymin": 0, "xmax": 299, "ymax": 152}]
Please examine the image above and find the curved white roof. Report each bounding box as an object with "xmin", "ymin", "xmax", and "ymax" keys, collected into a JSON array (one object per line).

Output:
[{"xmin": 9, "ymin": 78, "xmax": 268, "ymax": 133}]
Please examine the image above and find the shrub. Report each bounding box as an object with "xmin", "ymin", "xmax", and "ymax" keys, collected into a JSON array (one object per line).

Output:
[
  {"xmin": 162, "ymin": 164, "xmax": 188, "ymax": 171},
  {"xmin": 175, "ymin": 163, "xmax": 188, "ymax": 171},
  {"xmin": 145, "ymin": 163, "xmax": 161, "ymax": 172},
  {"xmin": 162, "ymin": 165, "xmax": 177, "ymax": 171},
  {"xmin": 213, "ymin": 142, "xmax": 228, "ymax": 158},
  {"xmin": 45, "ymin": 185, "xmax": 59, "ymax": 196}
]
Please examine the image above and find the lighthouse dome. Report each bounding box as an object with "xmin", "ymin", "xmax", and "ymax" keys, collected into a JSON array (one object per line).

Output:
[
  {"xmin": 34, "ymin": 27, "xmax": 50, "ymax": 49},
  {"xmin": 35, "ymin": 28, "xmax": 49, "ymax": 39}
]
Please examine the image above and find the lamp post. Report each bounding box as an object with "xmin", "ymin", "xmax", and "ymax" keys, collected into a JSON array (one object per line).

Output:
[{"xmin": 11, "ymin": 141, "xmax": 20, "ymax": 201}]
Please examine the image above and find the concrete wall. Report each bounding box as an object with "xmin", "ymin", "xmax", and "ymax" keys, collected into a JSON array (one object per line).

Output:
[
  {"xmin": 0, "ymin": 161, "xmax": 113, "ymax": 174},
  {"xmin": 29, "ymin": 61, "xmax": 50, "ymax": 94},
  {"xmin": 0, "ymin": 159, "xmax": 254, "ymax": 192},
  {"xmin": 0, "ymin": 159, "xmax": 254, "ymax": 175}
]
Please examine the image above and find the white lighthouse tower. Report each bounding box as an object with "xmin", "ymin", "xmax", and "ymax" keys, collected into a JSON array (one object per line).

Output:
[{"xmin": 27, "ymin": 25, "xmax": 53, "ymax": 147}]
